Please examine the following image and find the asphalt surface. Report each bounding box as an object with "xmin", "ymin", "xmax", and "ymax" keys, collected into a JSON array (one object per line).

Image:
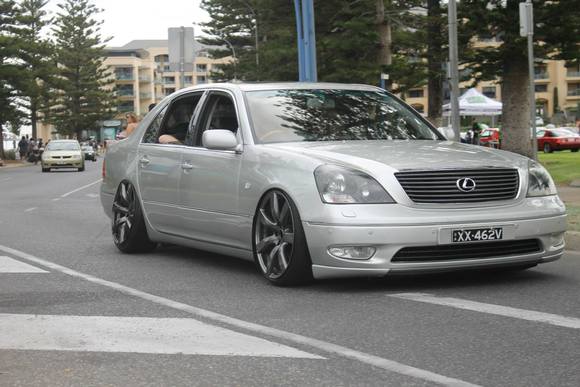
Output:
[{"xmin": 1, "ymin": 160, "xmax": 579, "ymax": 387}]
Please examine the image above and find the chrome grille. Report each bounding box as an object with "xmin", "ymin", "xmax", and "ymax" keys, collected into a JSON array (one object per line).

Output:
[{"xmin": 395, "ymin": 168, "xmax": 519, "ymax": 203}]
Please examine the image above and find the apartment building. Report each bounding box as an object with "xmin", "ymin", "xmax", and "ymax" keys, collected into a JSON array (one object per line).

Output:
[
  {"xmin": 405, "ymin": 59, "xmax": 580, "ymax": 122},
  {"xmin": 104, "ymin": 39, "xmax": 231, "ymax": 118}
]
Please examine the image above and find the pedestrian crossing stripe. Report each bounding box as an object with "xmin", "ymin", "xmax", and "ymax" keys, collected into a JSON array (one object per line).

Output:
[{"xmin": 0, "ymin": 256, "xmax": 48, "ymax": 273}]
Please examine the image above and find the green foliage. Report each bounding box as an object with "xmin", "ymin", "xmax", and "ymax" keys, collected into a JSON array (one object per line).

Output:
[
  {"xmin": 199, "ymin": 0, "xmax": 427, "ymax": 87},
  {"xmin": 47, "ymin": 0, "xmax": 115, "ymax": 137},
  {"xmin": 0, "ymin": 0, "xmax": 27, "ymax": 158},
  {"xmin": 15, "ymin": 0, "xmax": 56, "ymax": 138}
]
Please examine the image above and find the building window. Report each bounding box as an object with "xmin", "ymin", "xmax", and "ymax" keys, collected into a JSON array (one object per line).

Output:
[
  {"xmin": 162, "ymin": 76, "xmax": 175, "ymax": 84},
  {"xmin": 534, "ymin": 66, "xmax": 548, "ymax": 79},
  {"xmin": 115, "ymin": 67, "xmax": 133, "ymax": 80},
  {"xmin": 568, "ymin": 83, "xmax": 580, "ymax": 96},
  {"xmin": 535, "ymin": 84, "xmax": 548, "ymax": 93},
  {"xmin": 154, "ymin": 54, "xmax": 169, "ymax": 63},
  {"xmin": 164, "ymin": 87, "xmax": 175, "ymax": 96},
  {"xmin": 408, "ymin": 89, "xmax": 424, "ymax": 98},
  {"xmin": 482, "ymin": 86, "xmax": 496, "ymax": 98},
  {"xmin": 184, "ymin": 76, "xmax": 193, "ymax": 85},
  {"xmin": 117, "ymin": 101, "xmax": 134, "ymax": 112},
  {"xmin": 566, "ymin": 63, "xmax": 580, "ymax": 77},
  {"xmin": 197, "ymin": 75, "xmax": 207, "ymax": 84},
  {"xmin": 196, "ymin": 64, "xmax": 207, "ymax": 72},
  {"xmin": 117, "ymin": 84, "xmax": 134, "ymax": 97}
]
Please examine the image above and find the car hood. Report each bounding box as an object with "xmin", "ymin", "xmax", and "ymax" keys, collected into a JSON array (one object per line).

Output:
[{"xmin": 265, "ymin": 140, "xmax": 529, "ymax": 172}]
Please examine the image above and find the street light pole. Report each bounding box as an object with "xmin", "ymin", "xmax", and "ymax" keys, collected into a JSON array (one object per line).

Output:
[
  {"xmin": 218, "ymin": 35, "xmax": 237, "ymax": 81},
  {"xmin": 526, "ymin": 0, "xmax": 538, "ymax": 160},
  {"xmin": 447, "ymin": 0, "xmax": 461, "ymax": 142}
]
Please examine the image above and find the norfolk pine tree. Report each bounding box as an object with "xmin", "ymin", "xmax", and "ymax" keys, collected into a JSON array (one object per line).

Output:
[
  {"xmin": 0, "ymin": 0, "xmax": 26, "ymax": 159},
  {"xmin": 16, "ymin": 0, "xmax": 55, "ymax": 140},
  {"xmin": 48, "ymin": 0, "xmax": 114, "ymax": 138}
]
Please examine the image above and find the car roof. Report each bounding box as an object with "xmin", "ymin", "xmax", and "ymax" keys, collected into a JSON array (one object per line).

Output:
[{"xmin": 174, "ymin": 82, "xmax": 382, "ymax": 94}]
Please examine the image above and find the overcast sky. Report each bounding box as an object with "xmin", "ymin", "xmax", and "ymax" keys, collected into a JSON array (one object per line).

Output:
[{"xmin": 44, "ymin": 0, "xmax": 211, "ymax": 47}]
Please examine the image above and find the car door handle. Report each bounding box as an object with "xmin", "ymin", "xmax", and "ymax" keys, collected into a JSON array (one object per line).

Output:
[
  {"xmin": 139, "ymin": 157, "xmax": 150, "ymax": 167},
  {"xmin": 181, "ymin": 162, "xmax": 194, "ymax": 170}
]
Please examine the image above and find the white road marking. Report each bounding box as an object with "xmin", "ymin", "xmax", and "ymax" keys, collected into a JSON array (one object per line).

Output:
[
  {"xmin": 51, "ymin": 198, "xmax": 61, "ymax": 202},
  {"xmin": 0, "ymin": 313, "xmax": 320, "ymax": 358},
  {"xmin": 59, "ymin": 179, "xmax": 101, "ymax": 198},
  {"xmin": 0, "ymin": 244, "xmax": 478, "ymax": 387},
  {"xmin": 86, "ymin": 193, "xmax": 99, "ymax": 198},
  {"xmin": 24, "ymin": 207, "xmax": 37, "ymax": 212},
  {"xmin": 390, "ymin": 293, "xmax": 580, "ymax": 330},
  {"xmin": 0, "ymin": 256, "xmax": 48, "ymax": 273}
]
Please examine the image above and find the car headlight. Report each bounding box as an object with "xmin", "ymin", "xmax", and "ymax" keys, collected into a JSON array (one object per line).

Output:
[
  {"xmin": 314, "ymin": 165, "xmax": 395, "ymax": 204},
  {"xmin": 527, "ymin": 160, "xmax": 557, "ymax": 197}
]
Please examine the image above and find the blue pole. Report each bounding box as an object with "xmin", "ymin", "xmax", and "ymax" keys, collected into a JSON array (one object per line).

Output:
[
  {"xmin": 301, "ymin": 0, "xmax": 317, "ymax": 82},
  {"xmin": 293, "ymin": 0, "xmax": 306, "ymax": 81}
]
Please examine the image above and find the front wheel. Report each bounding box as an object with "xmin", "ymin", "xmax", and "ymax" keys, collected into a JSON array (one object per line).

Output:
[
  {"xmin": 543, "ymin": 143, "xmax": 552, "ymax": 153},
  {"xmin": 253, "ymin": 190, "xmax": 313, "ymax": 286},
  {"xmin": 112, "ymin": 181, "xmax": 156, "ymax": 253}
]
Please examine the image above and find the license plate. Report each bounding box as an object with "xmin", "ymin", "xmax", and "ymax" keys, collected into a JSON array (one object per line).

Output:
[{"xmin": 452, "ymin": 227, "xmax": 503, "ymax": 243}]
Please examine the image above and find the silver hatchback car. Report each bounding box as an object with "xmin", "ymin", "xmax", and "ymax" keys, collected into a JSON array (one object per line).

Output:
[{"xmin": 100, "ymin": 83, "xmax": 567, "ymax": 285}]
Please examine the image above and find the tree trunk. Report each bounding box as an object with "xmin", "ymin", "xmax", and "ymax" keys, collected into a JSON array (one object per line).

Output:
[
  {"xmin": 501, "ymin": 57, "xmax": 533, "ymax": 157},
  {"xmin": 376, "ymin": 0, "xmax": 392, "ymax": 88},
  {"xmin": 31, "ymin": 101, "xmax": 38, "ymax": 139},
  {"xmin": 0, "ymin": 123, "xmax": 5, "ymax": 160},
  {"xmin": 427, "ymin": 0, "xmax": 443, "ymax": 127}
]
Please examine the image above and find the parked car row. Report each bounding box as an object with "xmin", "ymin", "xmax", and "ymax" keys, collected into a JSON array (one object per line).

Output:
[{"xmin": 475, "ymin": 126, "xmax": 580, "ymax": 153}]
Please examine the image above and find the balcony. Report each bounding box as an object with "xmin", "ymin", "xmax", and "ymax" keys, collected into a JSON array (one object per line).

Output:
[
  {"xmin": 534, "ymin": 72, "xmax": 549, "ymax": 81},
  {"xmin": 139, "ymin": 93, "xmax": 152, "ymax": 99},
  {"xmin": 567, "ymin": 71, "xmax": 580, "ymax": 79},
  {"xmin": 138, "ymin": 75, "xmax": 151, "ymax": 82},
  {"xmin": 566, "ymin": 89, "xmax": 580, "ymax": 98}
]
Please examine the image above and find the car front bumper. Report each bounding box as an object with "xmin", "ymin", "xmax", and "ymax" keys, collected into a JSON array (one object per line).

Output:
[
  {"xmin": 43, "ymin": 159, "xmax": 84, "ymax": 168},
  {"xmin": 302, "ymin": 196, "xmax": 567, "ymax": 279}
]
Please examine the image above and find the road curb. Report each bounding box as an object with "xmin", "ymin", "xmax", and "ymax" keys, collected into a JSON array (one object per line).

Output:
[
  {"xmin": 566, "ymin": 231, "xmax": 580, "ymax": 252},
  {"xmin": 0, "ymin": 161, "xmax": 33, "ymax": 169}
]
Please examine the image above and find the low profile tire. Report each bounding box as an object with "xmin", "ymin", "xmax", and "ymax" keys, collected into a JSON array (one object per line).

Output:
[
  {"xmin": 252, "ymin": 190, "xmax": 313, "ymax": 286},
  {"xmin": 78, "ymin": 164, "xmax": 85, "ymax": 172},
  {"xmin": 543, "ymin": 143, "xmax": 552, "ymax": 153},
  {"xmin": 112, "ymin": 180, "xmax": 156, "ymax": 253}
]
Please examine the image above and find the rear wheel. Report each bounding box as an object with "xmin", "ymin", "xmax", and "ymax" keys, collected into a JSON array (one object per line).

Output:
[
  {"xmin": 253, "ymin": 190, "xmax": 313, "ymax": 286},
  {"xmin": 543, "ymin": 143, "xmax": 552, "ymax": 153},
  {"xmin": 112, "ymin": 181, "xmax": 156, "ymax": 253}
]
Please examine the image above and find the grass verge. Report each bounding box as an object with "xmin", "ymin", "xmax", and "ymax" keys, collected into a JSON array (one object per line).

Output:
[
  {"xmin": 567, "ymin": 205, "xmax": 580, "ymax": 233},
  {"xmin": 538, "ymin": 152, "xmax": 580, "ymax": 185}
]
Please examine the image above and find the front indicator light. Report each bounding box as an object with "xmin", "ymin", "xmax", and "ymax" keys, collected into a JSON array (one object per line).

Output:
[{"xmin": 328, "ymin": 246, "xmax": 376, "ymax": 260}]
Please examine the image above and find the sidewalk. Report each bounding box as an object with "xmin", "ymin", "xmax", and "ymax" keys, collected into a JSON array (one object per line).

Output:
[{"xmin": 0, "ymin": 160, "xmax": 32, "ymax": 169}]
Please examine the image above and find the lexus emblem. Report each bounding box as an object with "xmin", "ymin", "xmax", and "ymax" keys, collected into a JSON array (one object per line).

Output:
[{"xmin": 456, "ymin": 177, "xmax": 476, "ymax": 192}]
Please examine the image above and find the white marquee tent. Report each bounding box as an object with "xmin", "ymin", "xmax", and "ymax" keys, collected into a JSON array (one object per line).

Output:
[{"xmin": 443, "ymin": 88, "xmax": 502, "ymax": 116}]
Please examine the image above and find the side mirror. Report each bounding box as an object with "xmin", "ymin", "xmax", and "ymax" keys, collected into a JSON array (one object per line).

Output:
[{"xmin": 202, "ymin": 129, "xmax": 239, "ymax": 151}]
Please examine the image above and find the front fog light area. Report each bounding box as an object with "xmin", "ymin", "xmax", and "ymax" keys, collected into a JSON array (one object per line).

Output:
[
  {"xmin": 550, "ymin": 232, "xmax": 565, "ymax": 248},
  {"xmin": 328, "ymin": 246, "xmax": 376, "ymax": 260}
]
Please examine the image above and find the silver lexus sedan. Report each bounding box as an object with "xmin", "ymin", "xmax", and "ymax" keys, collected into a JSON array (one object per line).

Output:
[{"xmin": 100, "ymin": 83, "xmax": 567, "ymax": 285}]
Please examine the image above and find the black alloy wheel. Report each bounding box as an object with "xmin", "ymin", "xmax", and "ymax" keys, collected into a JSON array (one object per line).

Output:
[
  {"xmin": 253, "ymin": 190, "xmax": 312, "ymax": 286},
  {"xmin": 112, "ymin": 181, "xmax": 156, "ymax": 253}
]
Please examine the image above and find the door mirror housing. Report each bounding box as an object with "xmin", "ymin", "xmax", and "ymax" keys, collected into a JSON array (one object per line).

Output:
[{"xmin": 202, "ymin": 129, "xmax": 239, "ymax": 151}]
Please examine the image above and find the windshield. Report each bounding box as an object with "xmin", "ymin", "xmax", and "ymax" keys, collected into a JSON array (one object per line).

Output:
[
  {"xmin": 82, "ymin": 146, "xmax": 93, "ymax": 151},
  {"xmin": 552, "ymin": 129, "xmax": 579, "ymax": 137},
  {"xmin": 245, "ymin": 89, "xmax": 441, "ymax": 144},
  {"xmin": 46, "ymin": 142, "xmax": 80, "ymax": 151}
]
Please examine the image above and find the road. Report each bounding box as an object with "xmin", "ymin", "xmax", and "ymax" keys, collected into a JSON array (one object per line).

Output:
[{"xmin": 1, "ymin": 161, "xmax": 579, "ymax": 387}]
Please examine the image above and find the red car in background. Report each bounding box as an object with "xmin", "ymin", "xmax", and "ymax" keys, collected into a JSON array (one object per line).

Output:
[
  {"xmin": 478, "ymin": 128, "xmax": 500, "ymax": 148},
  {"xmin": 537, "ymin": 128, "xmax": 580, "ymax": 153}
]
